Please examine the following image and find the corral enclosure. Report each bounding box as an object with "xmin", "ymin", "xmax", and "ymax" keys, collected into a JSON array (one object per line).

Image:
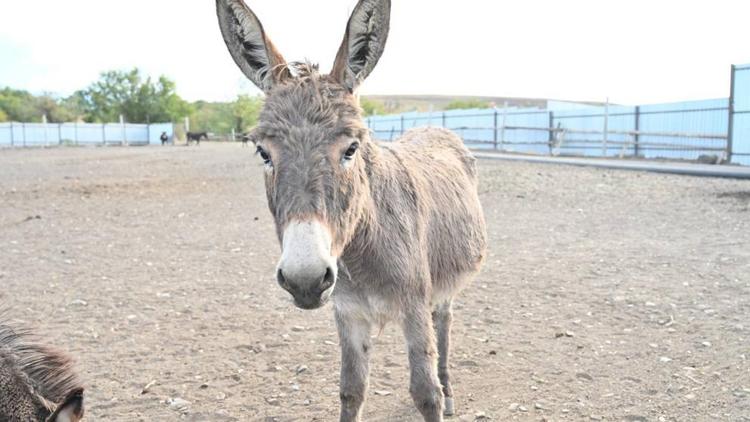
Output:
[
  {"xmin": 368, "ymin": 64, "xmax": 750, "ymax": 165},
  {"xmin": 0, "ymin": 144, "xmax": 748, "ymax": 421}
]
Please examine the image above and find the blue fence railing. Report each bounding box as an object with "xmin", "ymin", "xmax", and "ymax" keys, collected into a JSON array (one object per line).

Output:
[
  {"xmin": 368, "ymin": 63, "xmax": 750, "ymax": 165},
  {"xmin": 0, "ymin": 122, "xmax": 174, "ymax": 147}
]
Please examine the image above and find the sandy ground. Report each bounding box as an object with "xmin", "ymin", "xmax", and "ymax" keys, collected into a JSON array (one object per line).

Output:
[{"xmin": 0, "ymin": 143, "xmax": 748, "ymax": 422}]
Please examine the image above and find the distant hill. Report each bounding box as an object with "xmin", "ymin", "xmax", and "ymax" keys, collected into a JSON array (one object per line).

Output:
[
  {"xmin": 361, "ymin": 95, "xmax": 546, "ymax": 114},
  {"xmin": 360, "ymin": 95, "xmax": 607, "ymax": 115}
]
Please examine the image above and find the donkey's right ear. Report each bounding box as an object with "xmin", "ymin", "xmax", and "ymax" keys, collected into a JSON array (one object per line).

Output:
[{"xmin": 216, "ymin": 0, "xmax": 291, "ymax": 92}]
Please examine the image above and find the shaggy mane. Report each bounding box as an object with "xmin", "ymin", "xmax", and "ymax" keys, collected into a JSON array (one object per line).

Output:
[
  {"xmin": 0, "ymin": 314, "xmax": 83, "ymax": 409},
  {"xmin": 257, "ymin": 59, "xmax": 365, "ymax": 144},
  {"xmin": 286, "ymin": 61, "xmax": 320, "ymax": 80}
]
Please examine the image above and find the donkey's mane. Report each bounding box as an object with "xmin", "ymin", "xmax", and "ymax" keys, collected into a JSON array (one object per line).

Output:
[
  {"xmin": 0, "ymin": 314, "xmax": 82, "ymax": 408},
  {"xmin": 256, "ymin": 60, "xmax": 366, "ymax": 146},
  {"xmin": 286, "ymin": 61, "xmax": 319, "ymax": 79}
]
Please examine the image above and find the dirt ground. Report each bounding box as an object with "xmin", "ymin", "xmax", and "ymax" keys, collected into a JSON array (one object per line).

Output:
[{"xmin": 0, "ymin": 143, "xmax": 748, "ymax": 422}]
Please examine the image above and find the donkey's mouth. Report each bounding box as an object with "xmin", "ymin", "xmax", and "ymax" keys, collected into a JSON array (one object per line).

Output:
[
  {"xmin": 289, "ymin": 280, "xmax": 335, "ymax": 310},
  {"xmin": 293, "ymin": 297, "xmax": 327, "ymax": 310}
]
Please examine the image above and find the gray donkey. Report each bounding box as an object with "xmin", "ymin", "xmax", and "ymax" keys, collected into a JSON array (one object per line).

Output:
[
  {"xmin": 0, "ymin": 318, "xmax": 84, "ymax": 422},
  {"xmin": 216, "ymin": 1, "xmax": 487, "ymax": 420}
]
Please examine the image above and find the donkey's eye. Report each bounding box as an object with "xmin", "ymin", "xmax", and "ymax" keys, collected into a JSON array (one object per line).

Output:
[
  {"xmin": 343, "ymin": 142, "xmax": 360, "ymax": 160},
  {"xmin": 256, "ymin": 146, "xmax": 271, "ymax": 165}
]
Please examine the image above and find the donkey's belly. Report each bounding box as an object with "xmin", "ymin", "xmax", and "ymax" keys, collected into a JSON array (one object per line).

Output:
[
  {"xmin": 430, "ymin": 271, "xmax": 475, "ymax": 306},
  {"xmin": 333, "ymin": 285, "xmax": 401, "ymax": 328}
]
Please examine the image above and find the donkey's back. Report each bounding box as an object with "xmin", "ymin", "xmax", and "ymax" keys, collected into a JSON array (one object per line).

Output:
[{"xmin": 391, "ymin": 127, "xmax": 487, "ymax": 297}]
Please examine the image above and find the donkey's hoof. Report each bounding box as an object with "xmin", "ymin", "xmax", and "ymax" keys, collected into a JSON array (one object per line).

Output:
[{"xmin": 443, "ymin": 397, "xmax": 455, "ymax": 416}]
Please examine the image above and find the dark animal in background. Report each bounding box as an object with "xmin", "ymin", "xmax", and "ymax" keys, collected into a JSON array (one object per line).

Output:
[
  {"xmin": 217, "ymin": 0, "xmax": 487, "ymax": 421},
  {"xmin": 0, "ymin": 316, "xmax": 84, "ymax": 421},
  {"xmin": 186, "ymin": 132, "xmax": 208, "ymax": 146},
  {"xmin": 240, "ymin": 132, "xmax": 251, "ymax": 147},
  {"xmin": 160, "ymin": 132, "xmax": 169, "ymax": 146}
]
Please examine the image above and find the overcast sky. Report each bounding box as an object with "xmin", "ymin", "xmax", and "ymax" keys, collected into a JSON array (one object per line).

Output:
[{"xmin": 1, "ymin": 0, "xmax": 748, "ymax": 105}]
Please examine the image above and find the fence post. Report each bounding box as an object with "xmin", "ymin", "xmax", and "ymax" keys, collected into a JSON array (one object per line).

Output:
[
  {"xmin": 548, "ymin": 111, "xmax": 554, "ymax": 155},
  {"xmin": 184, "ymin": 116, "xmax": 191, "ymax": 144},
  {"xmin": 602, "ymin": 98, "xmax": 609, "ymax": 156},
  {"xmin": 43, "ymin": 114, "xmax": 48, "ymax": 145},
  {"xmin": 58, "ymin": 123, "xmax": 62, "ymax": 146},
  {"xmin": 400, "ymin": 115, "xmax": 404, "ymax": 136},
  {"xmin": 74, "ymin": 121, "xmax": 79, "ymax": 145},
  {"xmin": 102, "ymin": 123, "xmax": 106, "ymax": 146},
  {"xmin": 634, "ymin": 105, "xmax": 640, "ymax": 157},
  {"xmin": 492, "ymin": 109, "xmax": 498, "ymax": 150},
  {"xmin": 120, "ymin": 115, "xmax": 127, "ymax": 146},
  {"xmin": 9, "ymin": 122, "xmax": 14, "ymax": 146},
  {"xmin": 441, "ymin": 112, "xmax": 446, "ymax": 128},
  {"xmin": 22, "ymin": 123, "xmax": 26, "ymax": 147},
  {"xmin": 146, "ymin": 123, "xmax": 151, "ymax": 146},
  {"xmin": 727, "ymin": 64, "xmax": 736, "ymax": 163},
  {"xmin": 500, "ymin": 101, "xmax": 508, "ymax": 151}
]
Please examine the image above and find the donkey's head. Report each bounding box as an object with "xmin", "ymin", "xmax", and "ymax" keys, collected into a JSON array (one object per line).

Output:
[
  {"xmin": 0, "ymin": 321, "xmax": 85, "ymax": 422},
  {"xmin": 217, "ymin": 0, "xmax": 390, "ymax": 309}
]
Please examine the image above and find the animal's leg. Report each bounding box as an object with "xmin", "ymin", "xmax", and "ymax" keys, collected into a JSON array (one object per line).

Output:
[
  {"xmin": 432, "ymin": 300, "xmax": 454, "ymax": 416},
  {"xmin": 336, "ymin": 309, "xmax": 372, "ymax": 422},
  {"xmin": 403, "ymin": 306, "xmax": 444, "ymax": 422}
]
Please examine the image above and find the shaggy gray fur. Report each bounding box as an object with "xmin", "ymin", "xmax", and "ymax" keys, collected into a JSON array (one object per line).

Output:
[{"xmin": 217, "ymin": 1, "xmax": 486, "ymax": 420}]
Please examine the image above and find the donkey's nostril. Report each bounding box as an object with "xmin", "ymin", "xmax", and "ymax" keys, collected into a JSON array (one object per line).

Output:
[
  {"xmin": 277, "ymin": 268, "xmax": 288, "ymax": 288},
  {"xmin": 320, "ymin": 266, "xmax": 335, "ymax": 290}
]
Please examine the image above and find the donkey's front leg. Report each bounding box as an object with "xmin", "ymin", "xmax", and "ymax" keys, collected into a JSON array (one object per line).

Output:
[
  {"xmin": 335, "ymin": 308, "xmax": 372, "ymax": 422},
  {"xmin": 403, "ymin": 306, "xmax": 444, "ymax": 422}
]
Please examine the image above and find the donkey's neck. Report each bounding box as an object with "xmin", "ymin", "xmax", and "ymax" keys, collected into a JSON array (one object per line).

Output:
[{"xmin": 343, "ymin": 136, "xmax": 418, "ymax": 268}]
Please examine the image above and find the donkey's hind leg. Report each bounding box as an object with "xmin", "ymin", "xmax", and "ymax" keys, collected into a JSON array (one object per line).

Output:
[
  {"xmin": 403, "ymin": 305, "xmax": 444, "ymax": 422},
  {"xmin": 433, "ymin": 300, "xmax": 454, "ymax": 416}
]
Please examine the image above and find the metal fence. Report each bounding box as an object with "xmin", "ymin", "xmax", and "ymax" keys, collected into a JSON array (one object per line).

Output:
[
  {"xmin": 730, "ymin": 64, "xmax": 750, "ymax": 165},
  {"xmin": 0, "ymin": 121, "xmax": 174, "ymax": 147},
  {"xmin": 368, "ymin": 63, "xmax": 750, "ymax": 164}
]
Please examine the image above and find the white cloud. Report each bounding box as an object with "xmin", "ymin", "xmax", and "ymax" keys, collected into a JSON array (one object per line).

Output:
[{"xmin": 1, "ymin": 0, "xmax": 748, "ymax": 104}]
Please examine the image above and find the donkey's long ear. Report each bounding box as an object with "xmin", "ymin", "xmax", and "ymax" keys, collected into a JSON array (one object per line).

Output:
[
  {"xmin": 216, "ymin": 0, "xmax": 291, "ymax": 92},
  {"xmin": 47, "ymin": 388, "xmax": 84, "ymax": 422},
  {"xmin": 331, "ymin": 0, "xmax": 391, "ymax": 92}
]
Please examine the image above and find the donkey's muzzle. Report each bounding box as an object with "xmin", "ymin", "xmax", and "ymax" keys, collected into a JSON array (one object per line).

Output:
[
  {"xmin": 276, "ymin": 220, "xmax": 337, "ymax": 310},
  {"xmin": 277, "ymin": 266, "xmax": 335, "ymax": 309}
]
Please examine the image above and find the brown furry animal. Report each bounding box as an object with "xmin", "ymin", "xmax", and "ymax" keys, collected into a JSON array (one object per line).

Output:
[{"xmin": 0, "ymin": 317, "xmax": 84, "ymax": 422}]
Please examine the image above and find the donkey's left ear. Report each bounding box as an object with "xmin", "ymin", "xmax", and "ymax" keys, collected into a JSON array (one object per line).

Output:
[
  {"xmin": 216, "ymin": 0, "xmax": 291, "ymax": 92},
  {"xmin": 331, "ymin": 0, "xmax": 391, "ymax": 92}
]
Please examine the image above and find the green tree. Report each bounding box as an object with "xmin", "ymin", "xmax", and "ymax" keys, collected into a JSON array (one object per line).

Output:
[
  {"xmin": 189, "ymin": 101, "xmax": 234, "ymax": 133},
  {"xmin": 59, "ymin": 93, "xmax": 88, "ymax": 122},
  {"xmin": 445, "ymin": 99, "xmax": 491, "ymax": 110},
  {"xmin": 232, "ymin": 94, "xmax": 263, "ymax": 132},
  {"xmin": 77, "ymin": 68, "xmax": 192, "ymax": 123},
  {"xmin": 0, "ymin": 108, "xmax": 7, "ymax": 122},
  {"xmin": 359, "ymin": 97, "xmax": 386, "ymax": 116},
  {"xmin": 0, "ymin": 88, "xmax": 39, "ymax": 121},
  {"xmin": 34, "ymin": 93, "xmax": 82, "ymax": 123}
]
